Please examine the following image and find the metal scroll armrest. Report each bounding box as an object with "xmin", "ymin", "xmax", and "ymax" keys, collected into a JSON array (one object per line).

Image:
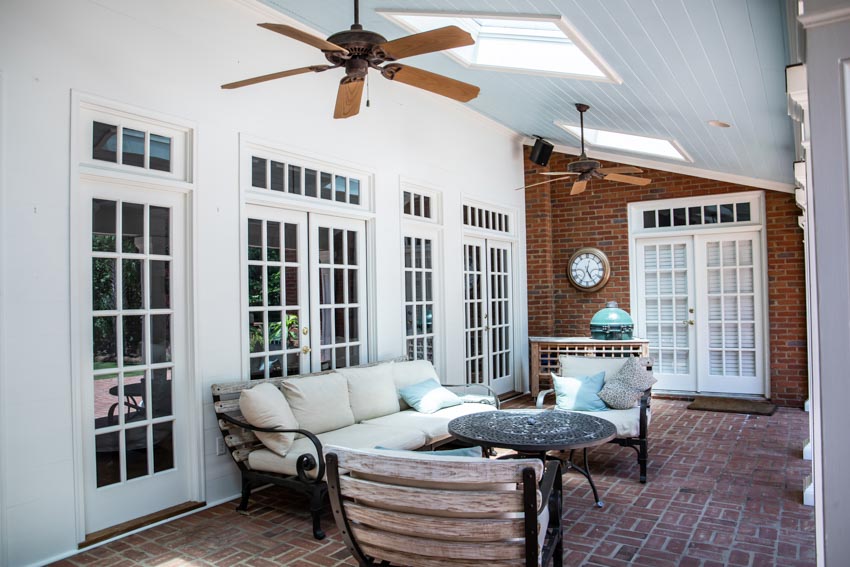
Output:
[
  {"xmin": 536, "ymin": 389, "xmax": 555, "ymax": 409},
  {"xmin": 446, "ymin": 384, "xmax": 501, "ymax": 409},
  {"xmin": 219, "ymin": 412, "xmax": 326, "ymax": 483}
]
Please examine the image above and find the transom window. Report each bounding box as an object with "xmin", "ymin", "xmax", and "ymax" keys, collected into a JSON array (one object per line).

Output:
[
  {"xmin": 92, "ymin": 121, "xmax": 172, "ymax": 172},
  {"xmin": 379, "ymin": 11, "xmax": 619, "ymax": 82},
  {"xmin": 403, "ymin": 190, "xmax": 435, "ymax": 221},
  {"xmin": 463, "ymin": 203, "xmax": 511, "ymax": 234},
  {"xmin": 643, "ymin": 202, "xmax": 752, "ymax": 230},
  {"xmin": 250, "ymin": 155, "xmax": 361, "ymax": 206}
]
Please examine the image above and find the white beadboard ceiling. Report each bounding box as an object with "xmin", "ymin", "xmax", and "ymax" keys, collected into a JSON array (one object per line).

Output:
[{"xmin": 257, "ymin": 0, "xmax": 795, "ymax": 189}]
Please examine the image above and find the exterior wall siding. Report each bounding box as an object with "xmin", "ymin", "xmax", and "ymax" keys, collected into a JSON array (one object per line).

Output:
[{"xmin": 523, "ymin": 148, "xmax": 808, "ymax": 407}]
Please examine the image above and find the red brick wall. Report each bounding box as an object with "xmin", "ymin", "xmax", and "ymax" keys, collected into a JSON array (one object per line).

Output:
[{"xmin": 524, "ymin": 148, "xmax": 808, "ymax": 407}]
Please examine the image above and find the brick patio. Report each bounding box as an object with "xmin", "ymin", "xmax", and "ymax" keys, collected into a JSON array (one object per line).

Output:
[{"xmin": 52, "ymin": 398, "xmax": 815, "ymax": 566}]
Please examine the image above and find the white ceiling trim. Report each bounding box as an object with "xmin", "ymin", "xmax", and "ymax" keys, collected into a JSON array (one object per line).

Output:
[
  {"xmin": 527, "ymin": 139, "xmax": 794, "ymax": 194},
  {"xmin": 798, "ymin": 5, "xmax": 850, "ymax": 28}
]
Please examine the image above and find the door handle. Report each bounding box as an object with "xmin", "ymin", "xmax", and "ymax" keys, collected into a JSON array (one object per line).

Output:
[
  {"xmin": 302, "ymin": 326, "xmax": 309, "ymax": 335},
  {"xmin": 301, "ymin": 346, "xmax": 312, "ymax": 354},
  {"xmin": 681, "ymin": 320, "xmax": 694, "ymax": 326}
]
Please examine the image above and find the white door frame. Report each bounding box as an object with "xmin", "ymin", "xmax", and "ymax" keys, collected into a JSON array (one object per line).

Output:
[
  {"xmin": 69, "ymin": 93, "xmax": 201, "ymax": 541},
  {"xmin": 628, "ymin": 192, "xmax": 770, "ymax": 397}
]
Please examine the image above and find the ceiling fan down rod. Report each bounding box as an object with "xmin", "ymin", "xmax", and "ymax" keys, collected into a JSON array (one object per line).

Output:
[
  {"xmin": 353, "ymin": 0, "xmax": 361, "ymax": 28},
  {"xmin": 576, "ymin": 102, "xmax": 590, "ymax": 157}
]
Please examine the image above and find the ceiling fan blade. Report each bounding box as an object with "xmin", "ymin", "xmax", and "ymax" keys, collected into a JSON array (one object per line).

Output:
[
  {"xmin": 514, "ymin": 176, "xmax": 574, "ymax": 191},
  {"xmin": 221, "ymin": 65, "xmax": 329, "ymax": 89},
  {"xmin": 597, "ymin": 166, "xmax": 643, "ymax": 174},
  {"xmin": 334, "ymin": 77, "xmax": 364, "ymax": 119},
  {"xmin": 604, "ymin": 173, "xmax": 652, "ymax": 186},
  {"xmin": 540, "ymin": 172, "xmax": 579, "ymax": 176},
  {"xmin": 570, "ymin": 180, "xmax": 588, "ymax": 195},
  {"xmin": 258, "ymin": 23, "xmax": 349, "ymax": 53},
  {"xmin": 381, "ymin": 64, "xmax": 479, "ymax": 102},
  {"xmin": 379, "ymin": 25, "xmax": 474, "ymax": 60}
]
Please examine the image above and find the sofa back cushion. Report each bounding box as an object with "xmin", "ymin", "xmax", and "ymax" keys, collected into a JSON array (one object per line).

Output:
[
  {"xmin": 282, "ymin": 372, "xmax": 355, "ymax": 434},
  {"xmin": 390, "ymin": 360, "xmax": 441, "ymax": 409},
  {"xmin": 336, "ymin": 362, "xmax": 401, "ymax": 422},
  {"xmin": 558, "ymin": 355, "xmax": 629, "ymax": 383},
  {"xmin": 239, "ymin": 382, "xmax": 299, "ymax": 456}
]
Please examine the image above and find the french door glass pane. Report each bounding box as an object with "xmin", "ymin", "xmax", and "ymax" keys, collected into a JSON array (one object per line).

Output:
[
  {"xmin": 91, "ymin": 199, "xmax": 176, "ymax": 489},
  {"xmin": 247, "ymin": 218, "xmax": 305, "ymax": 378},
  {"xmin": 317, "ymin": 225, "xmax": 361, "ymax": 370},
  {"xmin": 403, "ymin": 236, "xmax": 436, "ymax": 363},
  {"xmin": 464, "ymin": 243, "xmax": 486, "ymax": 384},
  {"xmin": 643, "ymin": 243, "xmax": 690, "ymax": 375}
]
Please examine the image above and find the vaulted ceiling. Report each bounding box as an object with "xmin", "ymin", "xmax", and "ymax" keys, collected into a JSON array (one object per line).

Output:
[{"xmin": 259, "ymin": 0, "xmax": 795, "ymax": 190}]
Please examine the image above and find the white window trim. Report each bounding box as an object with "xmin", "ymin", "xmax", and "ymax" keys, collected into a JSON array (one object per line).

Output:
[
  {"xmin": 629, "ymin": 191, "xmax": 764, "ymax": 236},
  {"xmin": 461, "ymin": 197, "xmax": 517, "ymax": 238},
  {"xmin": 238, "ymin": 135, "xmax": 378, "ymax": 376},
  {"xmin": 377, "ymin": 10, "xmax": 621, "ymax": 83},
  {"xmin": 68, "ymin": 91, "xmax": 201, "ymax": 542},
  {"xmin": 400, "ymin": 182, "xmax": 443, "ymax": 225},
  {"xmin": 241, "ymin": 135, "xmax": 375, "ymax": 217},
  {"xmin": 627, "ymin": 191, "xmax": 770, "ymax": 398}
]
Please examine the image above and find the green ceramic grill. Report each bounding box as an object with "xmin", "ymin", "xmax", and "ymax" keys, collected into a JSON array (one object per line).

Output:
[{"xmin": 590, "ymin": 301, "xmax": 634, "ymax": 340}]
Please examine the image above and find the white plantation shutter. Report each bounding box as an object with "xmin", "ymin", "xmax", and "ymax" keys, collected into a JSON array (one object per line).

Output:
[
  {"xmin": 643, "ymin": 242, "xmax": 690, "ymax": 376},
  {"xmin": 705, "ymin": 238, "xmax": 756, "ymax": 378}
]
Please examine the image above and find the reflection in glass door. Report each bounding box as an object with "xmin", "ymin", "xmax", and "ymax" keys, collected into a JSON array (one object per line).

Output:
[
  {"xmin": 83, "ymin": 186, "xmax": 190, "ymax": 534},
  {"xmin": 246, "ymin": 208, "xmax": 310, "ymax": 379}
]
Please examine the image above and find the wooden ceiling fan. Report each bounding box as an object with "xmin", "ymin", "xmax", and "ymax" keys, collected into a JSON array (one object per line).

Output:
[
  {"xmin": 221, "ymin": 0, "xmax": 480, "ymax": 119},
  {"xmin": 519, "ymin": 103, "xmax": 652, "ymax": 194}
]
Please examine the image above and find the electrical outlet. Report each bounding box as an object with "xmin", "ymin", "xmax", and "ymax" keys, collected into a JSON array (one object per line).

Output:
[{"xmin": 215, "ymin": 437, "xmax": 226, "ymax": 456}]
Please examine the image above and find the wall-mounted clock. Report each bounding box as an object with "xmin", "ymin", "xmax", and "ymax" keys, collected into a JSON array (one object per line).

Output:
[{"xmin": 567, "ymin": 247, "xmax": 611, "ymax": 292}]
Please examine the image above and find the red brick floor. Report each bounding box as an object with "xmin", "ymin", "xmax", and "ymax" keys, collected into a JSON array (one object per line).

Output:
[{"xmin": 52, "ymin": 398, "xmax": 815, "ymax": 566}]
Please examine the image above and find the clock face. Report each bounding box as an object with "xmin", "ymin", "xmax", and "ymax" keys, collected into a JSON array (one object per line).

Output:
[{"xmin": 568, "ymin": 248, "xmax": 610, "ymax": 292}]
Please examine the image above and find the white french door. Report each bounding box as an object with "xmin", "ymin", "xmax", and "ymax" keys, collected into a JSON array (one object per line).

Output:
[
  {"xmin": 245, "ymin": 207, "xmax": 311, "ymax": 379},
  {"xmin": 695, "ymin": 232, "xmax": 765, "ymax": 394},
  {"xmin": 309, "ymin": 214, "xmax": 368, "ymax": 371},
  {"xmin": 636, "ymin": 237, "xmax": 697, "ymax": 391},
  {"xmin": 463, "ymin": 237, "xmax": 514, "ymax": 395},
  {"xmin": 245, "ymin": 208, "xmax": 368, "ymax": 376},
  {"xmin": 635, "ymin": 231, "xmax": 765, "ymax": 395},
  {"xmin": 81, "ymin": 181, "xmax": 192, "ymax": 533}
]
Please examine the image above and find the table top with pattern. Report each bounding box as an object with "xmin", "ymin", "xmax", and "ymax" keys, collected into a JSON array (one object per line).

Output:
[{"xmin": 448, "ymin": 409, "xmax": 617, "ymax": 453}]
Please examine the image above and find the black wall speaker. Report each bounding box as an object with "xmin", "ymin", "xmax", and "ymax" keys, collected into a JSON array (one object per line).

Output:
[{"xmin": 529, "ymin": 137, "xmax": 554, "ymax": 167}]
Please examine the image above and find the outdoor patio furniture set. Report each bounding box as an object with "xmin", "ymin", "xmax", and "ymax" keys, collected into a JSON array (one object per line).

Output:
[{"xmin": 212, "ymin": 353, "xmax": 653, "ymax": 565}]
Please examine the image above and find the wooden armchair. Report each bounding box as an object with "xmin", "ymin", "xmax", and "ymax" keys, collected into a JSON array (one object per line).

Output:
[{"xmin": 326, "ymin": 446, "xmax": 563, "ymax": 567}]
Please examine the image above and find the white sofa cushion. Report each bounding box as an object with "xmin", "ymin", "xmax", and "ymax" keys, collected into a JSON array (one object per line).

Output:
[
  {"xmin": 248, "ymin": 424, "xmax": 426, "ymax": 478},
  {"xmin": 239, "ymin": 382, "xmax": 299, "ymax": 457},
  {"xmin": 363, "ymin": 402, "xmax": 498, "ymax": 444},
  {"xmin": 390, "ymin": 360, "xmax": 441, "ymax": 409},
  {"xmin": 282, "ymin": 372, "xmax": 355, "ymax": 434},
  {"xmin": 559, "ymin": 355, "xmax": 629, "ymax": 383},
  {"xmin": 337, "ymin": 362, "xmax": 400, "ymax": 422},
  {"xmin": 568, "ymin": 406, "xmax": 648, "ymax": 438}
]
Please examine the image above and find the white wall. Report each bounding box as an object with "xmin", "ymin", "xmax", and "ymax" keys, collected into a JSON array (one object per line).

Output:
[
  {"xmin": 0, "ymin": 0, "xmax": 527, "ymax": 564},
  {"xmin": 801, "ymin": 3, "xmax": 850, "ymax": 566}
]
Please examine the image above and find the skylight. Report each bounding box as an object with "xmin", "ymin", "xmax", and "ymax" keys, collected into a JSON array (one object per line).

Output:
[
  {"xmin": 557, "ymin": 123, "xmax": 691, "ymax": 161},
  {"xmin": 378, "ymin": 12, "xmax": 619, "ymax": 81}
]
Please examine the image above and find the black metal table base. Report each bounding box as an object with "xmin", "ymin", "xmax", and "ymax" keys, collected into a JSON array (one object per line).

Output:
[{"xmin": 499, "ymin": 448, "xmax": 604, "ymax": 508}]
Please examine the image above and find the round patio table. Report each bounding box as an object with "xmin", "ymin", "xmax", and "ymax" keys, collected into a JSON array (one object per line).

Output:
[{"xmin": 448, "ymin": 409, "xmax": 617, "ymax": 507}]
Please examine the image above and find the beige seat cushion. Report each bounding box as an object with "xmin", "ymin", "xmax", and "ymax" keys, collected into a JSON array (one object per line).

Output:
[
  {"xmin": 390, "ymin": 360, "xmax": 441, "ymax": 409},
  {"xmin": 282, "ymin": 372, "xmax": 355, "ymax": 434},
  {"xmin": 337, "ymin": 362, "xmax": 400, "ymax": 422},
  {"xmin": 239, "ymin": 382, "xmax": 299, "ymax": 457},
  {"xmin": 568, "ymin": 406, "xmax": 648, "ymax": 438},
  {"xmin": 248, "ymin": 424, "xmax": 427, "ymax": 479},
  {"xmin": 559, "ymin": 355, "xmax": 629, "ymax": 382},
  {"xmin": 363, "ymin": 402, "xmax": 498, "ymax": 444}
]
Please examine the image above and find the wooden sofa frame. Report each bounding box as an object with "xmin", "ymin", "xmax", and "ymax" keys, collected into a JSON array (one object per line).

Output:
[{"xmin": 211, "ymin": 375, "xmax": 500, "ymax": 540}]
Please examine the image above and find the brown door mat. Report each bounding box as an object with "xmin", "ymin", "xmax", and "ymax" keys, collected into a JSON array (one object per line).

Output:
[{"xmin": 687, "ymin": 396, "xmax": 776, "ymax": 416}]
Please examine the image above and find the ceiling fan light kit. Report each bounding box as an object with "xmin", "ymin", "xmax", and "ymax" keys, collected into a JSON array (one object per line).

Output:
[
  {"xmin": 518, "ymin": 103, "xmax": 653, "ymax": 193},
  {"xmin": 222, "ymin": 0, "xmax": 480, "ymax": 119}
]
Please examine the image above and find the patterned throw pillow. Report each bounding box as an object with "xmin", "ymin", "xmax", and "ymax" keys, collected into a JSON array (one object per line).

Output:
[{"xmin": 598, "ymin": 357, "xmax": 657, "ymax": 410}]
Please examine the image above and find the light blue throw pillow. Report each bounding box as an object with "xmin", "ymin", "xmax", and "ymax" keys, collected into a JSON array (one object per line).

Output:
[
  {"xmin": 398, "ymin": 378, "xmax": 463, "ymax": 414},
  {"xmin": 552, "ymin": 371, "xmax": 608, "ymax": 412}
]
